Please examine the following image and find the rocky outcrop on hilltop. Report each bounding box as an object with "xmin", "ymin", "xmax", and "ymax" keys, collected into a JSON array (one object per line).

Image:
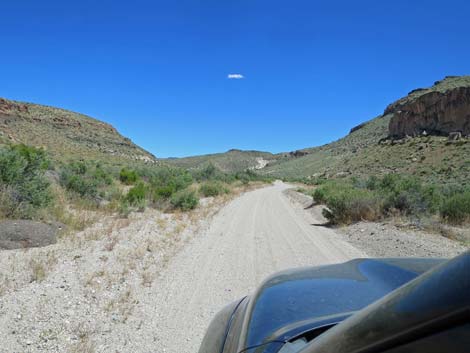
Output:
[
  {"xmin": 386, "ymin": 77, "xmax": 470, "ymax": 138},
  {"xmin": 0, "ymin": 98, "xmax": 29, "ymax": 115},
  {"xmin": 290, "ymin": 150, "xmax": 309, "ymax": 158}
]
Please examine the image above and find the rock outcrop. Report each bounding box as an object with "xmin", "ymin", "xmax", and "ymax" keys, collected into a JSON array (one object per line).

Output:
[
  {"xmin": 349, "ymin": 122, "xmax": 367, "ymax": 134},
  {"xmin": 289, "ymin": 150, "xmax": 309, "ymax": 158},
  {"xmin": 386, "ymin": 78, "xmax": 470, "ymax": 138}
]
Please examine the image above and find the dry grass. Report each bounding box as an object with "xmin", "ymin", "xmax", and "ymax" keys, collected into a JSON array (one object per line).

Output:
[
  {"xmin": 69, "ymin": 338, "xmax": 95, "ymax": 353},
  {"xmin": 29, "ymin": 260, "xmax": 46, "ymax": 283},
  {"xmin": 104, "ymin": 288, "xmax": 135, "ymax": 323},
  {"xmin": 0, "ymin": 273, "xmax": 10, "ymax": 296},
  {"xmin": 29, "ymin": 251, "xmax": 57, "ymax": 283},
  {"xmin": 155, "ymin": 216, "xmax": 168, "ymax": 229},
  {"xmin": 421, "ymin": 219, "xmax": 470, "ymax": 246},
  {"xmin": 103, "ymin": 236, "xmax": 119, "ymax": 252},
  {"xmin": 84, "ymin": 270, "xmax": 106, "ymax": 288},
  {"xmin": 69, "ymin": 323, "xmax": 96, "ymax": 353},
  {"xmin": 141, "ymin": 270, "xmax": 155, "ymax": 287},
  {"xmin": 172, "ymin": 223, "xmax": 186, "ymax": 237}
]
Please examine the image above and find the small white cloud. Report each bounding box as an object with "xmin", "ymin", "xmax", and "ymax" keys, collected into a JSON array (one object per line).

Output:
[{"xmin": 228, "ymin": 74, "xmax": 244, "ymax": 79}]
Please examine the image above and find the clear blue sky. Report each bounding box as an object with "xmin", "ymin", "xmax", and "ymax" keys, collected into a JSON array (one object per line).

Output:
[{"xmin": 1, "ymin": 0, "xmax": 469, "ymax": 157}]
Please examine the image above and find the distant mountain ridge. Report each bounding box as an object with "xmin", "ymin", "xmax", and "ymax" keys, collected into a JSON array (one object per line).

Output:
[
  {"xmin": 0, "ymin": 97, "xmax": 156, "ymax": 164},
  {"xmin": 1, "ymin": 75, "xmax": 468, "ymax": 184},
  {"xmin": 163, "ymin": 149, "xmax": 276, "ymax": 173}
]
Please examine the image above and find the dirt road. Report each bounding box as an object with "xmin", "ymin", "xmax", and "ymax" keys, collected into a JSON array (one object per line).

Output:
[
  {"xmin": 2, "ymin": 182, "xmax": 465, "ymax": 353},
  {"xmin": 149, "ymin": 181, "xmax": 365, "ymax": 353}
]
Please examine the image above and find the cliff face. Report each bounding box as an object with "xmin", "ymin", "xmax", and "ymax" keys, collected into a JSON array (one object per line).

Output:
[{"xmin": 386, "ymin": 76, "xmax": 470, "ymax": 138}]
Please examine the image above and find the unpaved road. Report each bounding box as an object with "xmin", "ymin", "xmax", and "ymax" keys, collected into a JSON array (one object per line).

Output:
[
  {"xmin": 1, "ymin": 182, "xmax": 464, "ymax": 353},
  {"xmin": 149, "ymin": 181, "xmax": 365, "ymax": 353}
]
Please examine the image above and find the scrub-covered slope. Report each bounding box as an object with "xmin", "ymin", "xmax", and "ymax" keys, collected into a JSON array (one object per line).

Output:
[{"xmin": 0, "ymin": 97, "xmax": 156, "ymax": 164}]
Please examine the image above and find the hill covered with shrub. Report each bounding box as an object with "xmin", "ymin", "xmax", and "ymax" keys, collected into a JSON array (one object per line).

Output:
[
  {"xmin": 0, "ymin": 97, "xmax": 156, "ymax": 165},
  {"xmin": 260, "ymin": 76, "xmax": 470, "ymax": 185}
]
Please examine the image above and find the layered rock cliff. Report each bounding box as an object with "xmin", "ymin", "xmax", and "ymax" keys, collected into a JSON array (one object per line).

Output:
[{"xmin": 386, "ymin": 76, "xmax": 470, "ymax": 138}]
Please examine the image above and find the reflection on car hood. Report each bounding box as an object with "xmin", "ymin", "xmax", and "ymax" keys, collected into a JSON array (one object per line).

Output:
[{"xmin": 241, "ymin": 258, "xmax": 444, "ymax": 350}]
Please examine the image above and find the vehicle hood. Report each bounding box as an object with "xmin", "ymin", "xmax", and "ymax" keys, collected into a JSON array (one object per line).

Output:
[{"xmin": 240, "ymin": 258, "xmax": 444, "ymax": 351}]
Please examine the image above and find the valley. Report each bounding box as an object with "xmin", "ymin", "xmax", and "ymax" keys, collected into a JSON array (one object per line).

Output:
[{"xmin": 0, "ymin": 76, "xmax": 469, "ymax": 353}]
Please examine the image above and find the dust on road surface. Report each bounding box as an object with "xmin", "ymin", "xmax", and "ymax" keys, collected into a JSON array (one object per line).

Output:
[{"xmin": 149, "ymin": 181, "xmax": 365, "ymax": 353}]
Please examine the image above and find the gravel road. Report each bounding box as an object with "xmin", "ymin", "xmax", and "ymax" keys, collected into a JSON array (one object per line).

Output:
[
  {"xmin": 149, "ymin": 181, "xmax": 364, "ymax": 353},
  {"xmin": 2, "ymin": 182, "xmax": 464, "ymax": 352}
]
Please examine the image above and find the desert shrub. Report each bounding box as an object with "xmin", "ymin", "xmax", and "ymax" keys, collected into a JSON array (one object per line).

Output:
[
  {"xmin": 199, "ymin": 182, "xmax": 229, "ymax": 197},
  {"xmin": 119, "ymin": 168, "xmax": 138, "ymax": 185},
  {"xmin": 150, "ymin": 167, "xmax": 193, "ymax": 201},
  {"xmin": 117, "ymin": 200, "xmax": 131, "ymax": 217},
  {"xmin": 102, "ymin": 184, "xmax": 122, "ymax": 203},
  {"xmin": 61, "ymin": 173, "xmax": 98, "ymax": 198},
  {"xmin": 440, "ymin": 191, "xmax": 470, "ymax": 224},
  {"xmin": 153, "ymin": 185, "xmax": 175, "ymax": 200},
  {"xmin": 238, "ymin": 174, "xmax": 250, "ymax": 185},
  {"xmin": 312, "ymin": 181, "xmax": 351, "ymax": 204},
  {"xmin": 170, "ymin": 189, "xmax": 199, "ymax": 211},
  {"xmin": 311, "ymin": 174, "xmax": 446, "ymax": 225},
  {"xmin": 312, "ymin": 187, "xmax": 327, "ymax": 204},
  {"xmin": 235, "ymin": 169, "xmax": 261, "ymax": 184},
  {"xmin": 377, "ymin": 175, "xmax": 441, "ymax": 216},
  {"xmin": 125, "ymin": 182, "xmax": 147, "ymax": 206},
  {"xmin": 0, "ymin": 144, "xmax": 52, "ymax": 218},
  {"xmin": 60, "ymin": 161, "xmax": 113, "ymax": 199},
  {"xmin": 68, "ymin": 161, "xmax": 88, "ymax": 175},
  {"xmin": 316, "ymin": 183, "xmax": 382, "ymax": 224},
  {"xmin": 93, "ymin": 164, "xmax": 113, "ymax": 185},
  {"xmin": 193, "ymin": 163, "xmax": 219, "ymax": 181}
]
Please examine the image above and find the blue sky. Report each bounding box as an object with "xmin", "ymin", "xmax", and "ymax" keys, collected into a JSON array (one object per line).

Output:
[{"xmin": 1, "ymin": 0, "xmax": 469, "ymax": 157}]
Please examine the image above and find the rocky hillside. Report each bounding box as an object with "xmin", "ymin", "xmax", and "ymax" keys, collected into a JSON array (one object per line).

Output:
[
  {"xmin": 260, "ymin": 76, "xmax": 470, "ymax": 184},
  {"xmin": 0, "ymin": 98, "xmax": 156, "ymax": 164},
  {"xmin": 164, "ymin": 149, "xmax": 276, "ymax": 173},
  {"xmin": 386, "ymin": 76, "xmax": 470, "ymax": 138}
]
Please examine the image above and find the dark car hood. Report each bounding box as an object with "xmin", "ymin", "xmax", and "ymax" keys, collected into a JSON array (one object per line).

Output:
[{"xmin": 239, "ymin": 258, "xmax": 444, "ymax": 351}]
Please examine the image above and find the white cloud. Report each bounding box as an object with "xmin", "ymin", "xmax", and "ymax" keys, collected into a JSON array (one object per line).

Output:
[{"xmin": 227, "ymin": 74, "xmax": 244, "ymax": 79}]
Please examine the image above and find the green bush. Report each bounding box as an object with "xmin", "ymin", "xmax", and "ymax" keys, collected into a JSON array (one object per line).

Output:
[
  {"xmin": 199, "ymin": 182, "xmax": 229, "ymax": 197},
  {"xmin": 61, "ymin": 173, "xmax": 98, "ymax": 197},
  {"xmin": 94, "ymin": 164, "xmax": 113, "ymax": 185},
  {"xmin": 60, "ymin": 161, "xmax": 113, "ymax": 199},
  {"xmin": 125, "ymin": 182, "xmax": 147, "ymax": 206},
  {"xmin": 319, "ymin": 186, "xmax": 382, "ymax": 224},
  {"xmin": 440, "ymin": 191, "xmax": 470, "ymax": 224},
  {"xmin": 0, "ymin": 144, "xmax": 52, "ymax": 218},
  {"xmin": 312, "ymin": 180, "xmax": 351, "ymax": 204},
  {"xmin": 312, "ymin": 187, "xmax": 327, "ymax": 204},
  {"xmin": 170, "ymin": 189, "xmax": 199, "ymax": 211},
  {"xmin": 149, "ymin": 167, "xmax": 193, "ymax": 202},
  {"xmin": 153, "ymin": 185, "xmax": 176, "ymax": 200},
  {"xmin": 119, "ymin": 168, "xmax": 138, "ymax": 185},
  {"xmin": 68, "ymin": 161, "xmax": 87, "ymax": 175},
  {"xmin": 312, "ymin": 175, "xmax": 445, "ymax": 225},
  {"xmin": 193, "ymin": 163, "xmax": 218, "ymax": 181},
  {"xmin": 377, "ymin": 175, "xmax": 441, "ymax": 216}
]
